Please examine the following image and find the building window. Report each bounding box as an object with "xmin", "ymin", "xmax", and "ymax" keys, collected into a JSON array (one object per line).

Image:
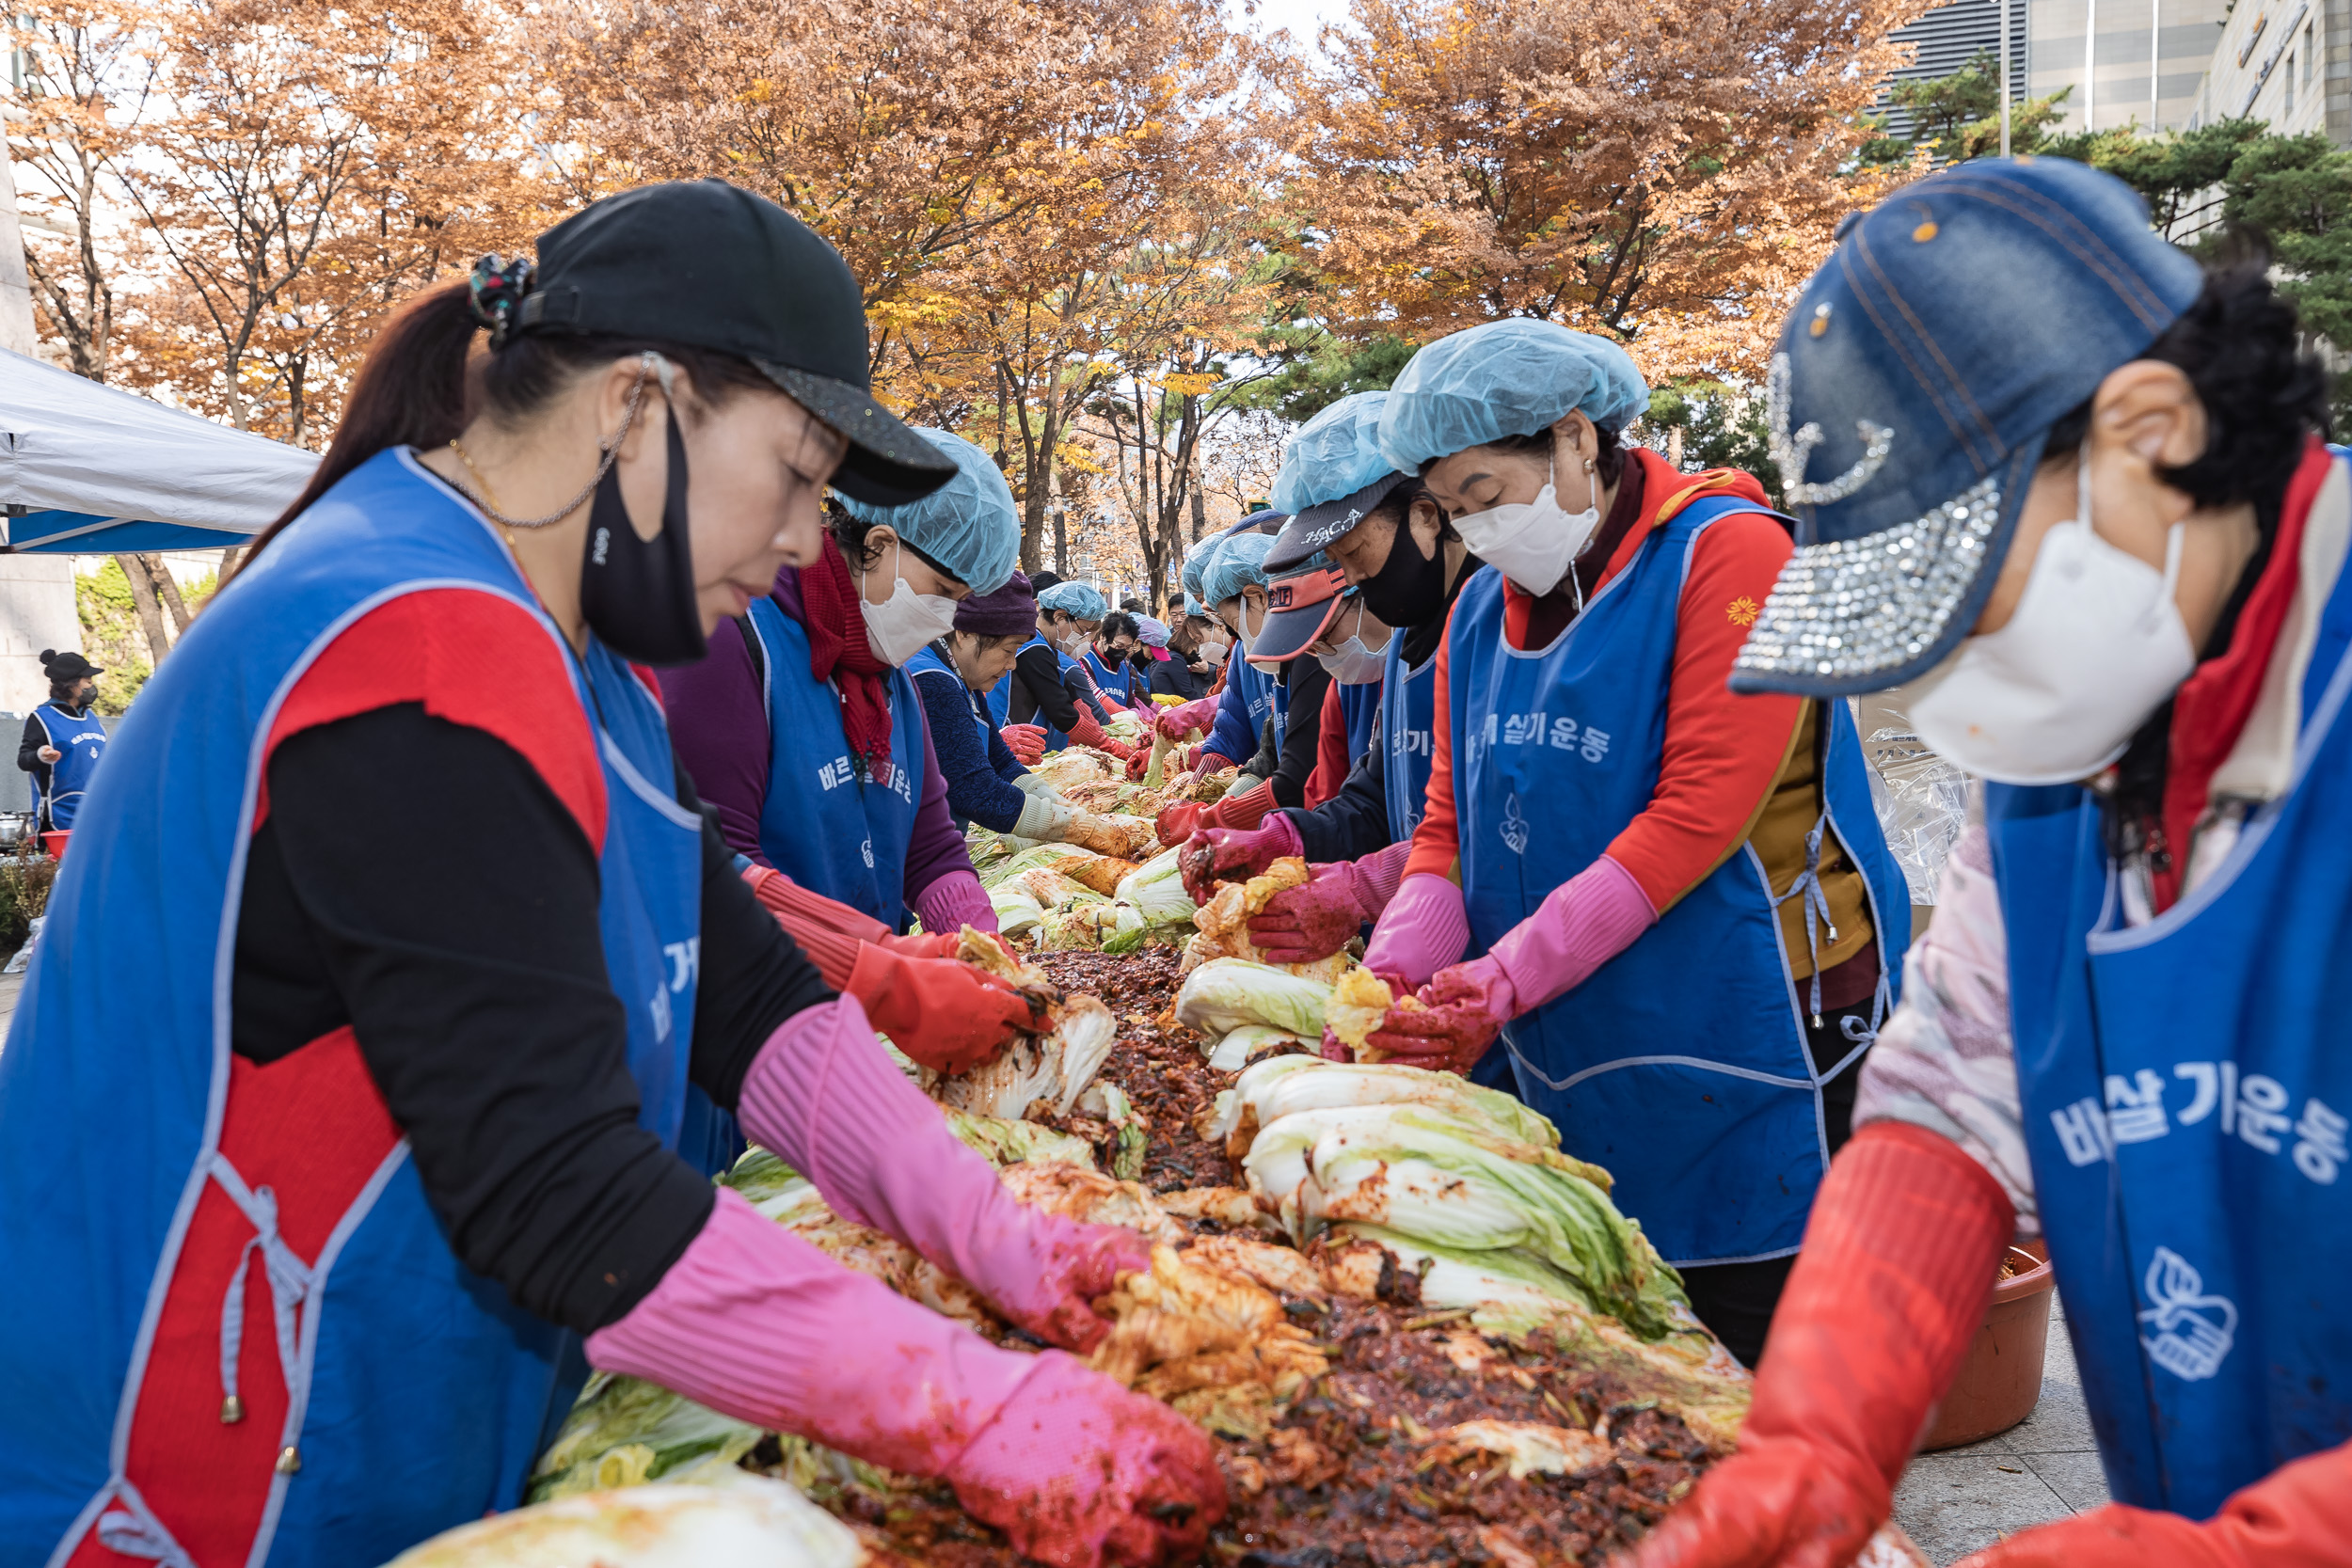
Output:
[
  {"xmin": 2306, "ymin": 24, "xmax": 2317, "ymax": 86},
  {"xmin": 2289, "ymin": 54, "xmax": 2297, "ymax": 114}
]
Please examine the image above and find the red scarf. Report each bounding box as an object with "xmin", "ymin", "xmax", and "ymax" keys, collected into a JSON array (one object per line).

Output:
[
  {"xmin": 2150, "ymin": 436, "xmax": 2331, "ymax": 911},
  {"xmin": 800, "ymin": 534, "xmax": 895, "ymax": 770}
]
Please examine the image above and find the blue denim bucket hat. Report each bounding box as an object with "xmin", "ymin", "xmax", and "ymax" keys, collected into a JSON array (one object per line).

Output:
[{"xmin": 1730, "ymin": 158, "xmax": 2204, "ymax": 698}]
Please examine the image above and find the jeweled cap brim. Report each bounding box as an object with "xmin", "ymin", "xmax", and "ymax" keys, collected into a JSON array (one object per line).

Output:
[{"xmin": 1730, "ymin": 435, "xmax": 2045, "ymax": 698}]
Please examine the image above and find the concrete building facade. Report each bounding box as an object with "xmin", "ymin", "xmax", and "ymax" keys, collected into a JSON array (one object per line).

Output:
[
  {"xmin": 2025, "ymin": 0, "xmax": 2233, "ymax": 134},
  {"xmin": 2182, "ymin": 0, "xmax": 2352, "ymax": 141}
]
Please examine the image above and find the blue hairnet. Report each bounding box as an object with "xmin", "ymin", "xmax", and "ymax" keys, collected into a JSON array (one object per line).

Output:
[
  {"xmin": 1182, "ymin": 533, "xmax": 1226, "ymax": 602},
  {"xmin": 1182, "ymin": 593, "xmax": 1207, "ymax": 618},
  {"xmin": 1037, "ymin": 580, "xmax": 1107, "ymax": 620},
  {"xmin": 834, "ymin": 428, "xmax": 1021, "ymax": 594},
  {"xmin": 1377, "ymin": 320, "xmax": 1649, "ymax": 475},
  {"xmin": 1203, "ymin": 530, "xmax": 1275, "ymax": 607},
  {"xmin": 1270, "ymin": 392, "xmax": 1394, "ymax": 513}
]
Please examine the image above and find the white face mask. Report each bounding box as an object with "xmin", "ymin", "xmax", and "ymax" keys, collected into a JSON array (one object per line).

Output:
[
  {"xmin": 1449, "ymin": 456, "xmax": 1600, "ymax": 597},
  {"xmin": 860, "ymin": 546, "xmax": 961, "ymax": 666},
  {"xmin": 1199, "ymin": 635, "xmax": 1231, "ymax": 668},
  {"xmin": 1902, "ymin": 457, "xmax": 2195, "ymax": 786},
  {"xmin": 1315, "ymin": 600, "xmax": 1393, "ymax": 686},
  {"xmin": 1234, "ymin": 599, "xmax": 1265, "ymax": 657}
]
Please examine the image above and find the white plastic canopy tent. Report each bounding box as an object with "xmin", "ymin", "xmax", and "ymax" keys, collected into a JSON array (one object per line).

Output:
[{"xmin": 0, "ymin": 346, "xmax": 319, "ymax": 552}]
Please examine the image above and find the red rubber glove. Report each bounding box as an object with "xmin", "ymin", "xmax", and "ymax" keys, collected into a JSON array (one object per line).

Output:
[
  {"xmin": 878, "ymin": 930, "xmax": 963, "ymax": 961},
  {"xmin": 1126, "ymin": 749, "xmax": 1152, "ymax": 781},
  {"xmin": 845, "ymin": 944, "xmax": 1039, "ymax": 1073},
  {"xmin": 1064, "ymin": 709, "xmax": 1132, "ymax": 758},
  {"xmin": 1178, "ymin": 813, "xmax": 1302, "ymax": 903},
  {"xmin": 1349, "ymin": 958, "xmax": 1511, "ymax": 1074},
  {"xmin": 1250, "ymin": 864, "xmax": 1376, "ymax": 964},
  {"xmin": 741, "ymin": 863, "xmax": 892, "ymax": 969},
  {"xmin": 1154, "ymin": 779, "xmax": 1276, "ymax": 848},
  {"xmin": 1156, "ymin": 695, "xmax": 1219, "ymax": 740},
  {"xmin": 951, "ymin": 1353, "xmax": 1228, "ymax": 1568},
  {"xmin": 1002, "ymin": 722, "xmax": 1046, "ymax": 765},
  {"xmin": 1625, "ymin": 1122, "xmax": 2015, "ymax": 1568},
  {"xmin": 1952, "ymin": 1444, "xmax": 2352, "ymax": 1568}
]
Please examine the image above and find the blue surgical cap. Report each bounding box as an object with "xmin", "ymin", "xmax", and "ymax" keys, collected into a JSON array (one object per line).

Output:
[
  {"xmin": 1182, "ymin": 533, "xmax": 1226, "ymax": 602},
  {"xmin": 834, "ymin": 428, "xmax": 1021, "ymax": 594},
  {"xmin": 1203, "ymin": 530, "xmax": 1275, "ymax": 607},
  {"xmin": 1037, "ymin": 580, "xmax": 1107, "ymax": 620},
  {"xmin": 1377, "ymin": 320, "xmax": 1649, "ymax": 475},
  {"xmin": 1271, "ymin": 393, "xmax": 1395, "ymax": 514}
]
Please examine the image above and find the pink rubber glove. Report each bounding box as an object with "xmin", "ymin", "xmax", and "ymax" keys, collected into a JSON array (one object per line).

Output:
[
  {"xmin": 1250, "ymin": 841, "xmax": 1410, "ymax": 965},
  {"xmin": 739, "ymin": 997, "xmax": 1151, "ymax": 1353},
  {"xmin": 914, "ymin": 866, "xmax": 999, "ymax": 938},
  {"xmin": 586, "ymin": 1188, "xmax": 1224, "ymax": 1568},
  {"xmin": 1156, "ymin": 695, "xmax": 1220, "ymax": 740},
  {"xmin": 1002, "ymin": 722, "xmax": 1046, "ymax": 765},
  {"xmin": 1356, "ymin": 857, "xmax": 1656, "ymax": 1071},
  {"xmin": 1359, "ymin": 871, "xmax": 1471, "ymax": 987},
  {"xmin": 1155, "ymin": 780, "xmax": 1276, "ymax": 849},
  {"xmin": 1178, "ymin": 813, "xmax": 1302, "ymax": 904}
]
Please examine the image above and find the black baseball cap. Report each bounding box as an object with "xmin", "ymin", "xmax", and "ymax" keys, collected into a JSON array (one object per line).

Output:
[
  {"xmin": 1265, "ymin": 473, "xmax": 1411, "ymax": 573},
  {"xmin": 516, "ymin": 180, "xmax": 958, "ymax": 507},
  {"xmin": 39, "ymin": 649, "xmax": 101, "ymax": 682}
]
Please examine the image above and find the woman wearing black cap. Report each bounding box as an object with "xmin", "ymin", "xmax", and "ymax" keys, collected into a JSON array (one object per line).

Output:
[
  {"xmin": 20, "ymin": 647, "xmax": 107, "ymax": 832},
  {"xmin": 0, "ymin": 181, "xmax": 1220, "ymax": 1567}
]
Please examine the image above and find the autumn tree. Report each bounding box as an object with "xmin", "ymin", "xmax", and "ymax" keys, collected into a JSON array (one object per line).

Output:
[
  {"xmin": 115, "ymin": 0, "xmax": 547, "ymax": 444},
  {"xmin": 1287, "ymin": 0, "xmax": 1928, "ymax": 379}
]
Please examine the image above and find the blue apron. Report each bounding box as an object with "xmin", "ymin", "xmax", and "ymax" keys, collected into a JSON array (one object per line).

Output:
[
  {"xmin": 31, "ymin": 701, "xmax": 108, "ymax": 830},
  {"xmin": 1082, "ymin": 647, "xmax": 1136, "ymax": 708},
  {"xmin": 0, "ymin": 449, "xmax": 703, "ymax": 1564},
  {"xmin": 743, "ymin": 594, "xmax": 924, "ymax": 930},
  {"xmin": 907, "ymin": 644, "xmax": 997, "ymax": 833},
  {"xmin": 986, "ymin": 667, "xmax": 1013, "ymax": 728},
  {"xmin": 1449, "ymin": 496, "xmax": 1910, "ymax": 1266},
  {"xmin": 1987, "ymin": 463, "xmax": 2352, "ymax": 1517},
  {"xmin": 1383, "ymin": 633, "xmax": 1442, "ymax": 845},
  {"xmin": 1338, "ymin": 679, "xmax": 1380, "ymax": 770},
  {"xmin": 1206, "ymin": 654, "xmax": 1278, "ymax": 767},
  {"xmin": 1010, "ymin": 633, "xmax": 1073, "ymax": 752}
]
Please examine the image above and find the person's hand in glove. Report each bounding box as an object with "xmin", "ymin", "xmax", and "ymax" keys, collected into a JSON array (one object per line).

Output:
[
  {"xmin": 1353, "ymin": 958, "xmax": 1512, "ymax": 1074},
  {"xmin": 1623, "ymin": 1122, "xmax": 2016, "ymax": 1568},
  {"xmin": 736, "ymin": 997, "xmax": 1153, "ymax": 1353},
  {"xmin": 1155, "ymin": 695, "xmax": 1219, "ymax": 741},
  {"xmin": 1153, "ymin": 778, "xmax": 1277, "ymax": 848},
  {"xmin": 1948, "ymin": 1446, "xmax": 2352, "ymax": 1568},
  {"xmin": 588, "ymin": 1101, "xmax": 1222, "ymax": 1568},
  {"xmin": 1179, "ymin": 814, "xmax": 1302, "ymax": 903},
  {"xmin": 1067, "ymin": 709, "xmax": 1139, "ymax": 763},
  {"xmin": 1126, "ymin": 748, "xmax": 1152, "ymax": 782},
  {"xmin": 1002, "ymin": 722, "xmax": 1047, "ymax": 765},
  {"xmin": 1250, "ymin": 845, "xmax": 1411, "ymax": 965}
]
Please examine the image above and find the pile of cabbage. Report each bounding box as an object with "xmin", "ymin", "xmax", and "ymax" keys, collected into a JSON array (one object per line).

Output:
[
  {"xmin": 1213, "ymin": 1055, "xmax": 1699, "ymax": 1345},
  {"xmin": 977, "ymin": 842, "xmax": 1200, "ymax": 954}
]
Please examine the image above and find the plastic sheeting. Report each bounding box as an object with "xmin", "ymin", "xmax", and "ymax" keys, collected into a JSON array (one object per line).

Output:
[{"xmin": 1855, "ymin": 704, "xmax": 1969, "ymax": 904}]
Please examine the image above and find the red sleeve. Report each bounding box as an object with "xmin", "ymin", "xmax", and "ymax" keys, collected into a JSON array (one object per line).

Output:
[
  {"xmin": 1402, "ymin": 619, "xmax": 1461, "ymax": 881},
  {"xmin": 261, "ymin": 590, "xmax": 605, "ymax": 849},
  {"xmin": 1601, "ymin": 513, "xmax": 1804, "ymax": 913},
  {"xmin": 1304, "ymin": 683, "xmax": 1349, "ymax": 809}
]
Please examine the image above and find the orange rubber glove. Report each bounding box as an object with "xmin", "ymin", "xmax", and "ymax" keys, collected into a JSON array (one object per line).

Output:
[
  {"xmin": 1001, "ymin": 722, "xmax": 1047, "ymax": 765},
  {"xmin": 1952, "ymin": 1446, "xmax": 2352, "ymax": 1568},
  {"xmin": 740, "ymin": 865, "xmax": 1034, "ymax": 1072},
  {"xmin": 1626, "ymin": 1121, "xmax": 2014, "ymax": 1568}
]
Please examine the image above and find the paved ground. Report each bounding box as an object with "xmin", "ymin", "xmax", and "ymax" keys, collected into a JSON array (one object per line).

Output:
[
  {"xmin": 0, "ymin": 944, "xmax": 2105, "ymax": 1562},
  {"xmin": 1891, "ymin": 1294, "xmax": 2110, "ymax": 1562}
]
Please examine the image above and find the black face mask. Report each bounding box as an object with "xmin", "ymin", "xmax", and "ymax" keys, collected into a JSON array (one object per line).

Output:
[
  {"xmin": 580, "ymin": 407, "xmax": 708, "ymax": 666},
  {"xmin": 1358, "ymin": 517, "xmax": 1450, "ymax": 627}
]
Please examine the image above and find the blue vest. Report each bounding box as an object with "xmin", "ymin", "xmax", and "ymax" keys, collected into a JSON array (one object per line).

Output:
[
  {"xmin": 906, "ymin": 643, "xmax": 997, "ymax": 833},
  {"xmin": 743, "ymin": 595, "xmax": 924, "ymax": 930},
  {"xmin": 1383, "ymin": 632, "xmax": 1442, "ymax": 845},
  {"xmin": 1205, "ymin": 653, "xmax": 1277, "ymax": 766},
  {"xmin": 1448, "ymin": 497, "xmax": 1910, "ymax": 1266},
  {"xmin": 0, "ymin": 450, "xmax": 703, "ymax": 1563},
  {"xmin": 1011, "ymin": 633, "xmax": 1081, "ymax": 752},
  {"xmin": 985, "ymin": 664, "xmax": 1013, "ymax": 728},
  {"xmin": 31, "ymin": 700, "xmax": 108, "ymax": 830},
  {"xmin": 1986, "ymin": 464, "xmax": 2352, "ymax": 1516},
  {"xmin": 1081, "ymin": 646, "xmax": 1136, "ymax": 707},
  {"xmin": 1337, "ymin": 678, "xmax": 1380, "ymax": 770}
]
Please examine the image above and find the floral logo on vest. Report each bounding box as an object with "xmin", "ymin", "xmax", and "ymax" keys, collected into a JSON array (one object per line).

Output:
[
  {"xmin": 1500, "ymin": 793, "xmax": 1530, "ymax": 856},
  {"xmin": 861, "ymin": 837, "xmax": 876, "ymax": 869},
  {"xmin": 2137, "ymin": 1246, "xmax": 2237, "ymax": 1381},
  {"xmin": 1727, "ymin": 596, "xmax": 1760, "ymax": 627}
]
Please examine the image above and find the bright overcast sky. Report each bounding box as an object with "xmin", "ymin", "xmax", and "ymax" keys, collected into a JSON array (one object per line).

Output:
[{"xmin": 1234, "ymin": 0, "xmax": 1354, "ymax": 50}]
